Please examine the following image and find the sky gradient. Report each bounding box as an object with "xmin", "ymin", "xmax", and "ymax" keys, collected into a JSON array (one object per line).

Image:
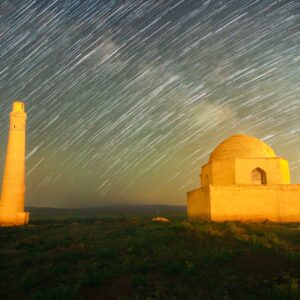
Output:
[{"xmin": 0, "ymin": 0, "xmax": 299, "ymax": 208}]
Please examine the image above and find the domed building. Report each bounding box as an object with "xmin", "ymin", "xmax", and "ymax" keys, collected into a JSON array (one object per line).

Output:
[{"xmin": 187, "ymin": 134, "xmax": 300, "ymax": 222}]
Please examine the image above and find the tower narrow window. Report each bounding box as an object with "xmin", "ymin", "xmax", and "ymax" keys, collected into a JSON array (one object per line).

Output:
[
  {"xmin": 206, "ymin": 175, "xmax": 209, "ymax": 185},
  {"xmin": 251, "ymin": 168, "xmax": 267, "ymax": 184}
]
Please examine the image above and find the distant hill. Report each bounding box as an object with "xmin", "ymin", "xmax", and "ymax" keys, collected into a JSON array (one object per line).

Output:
[{"xmin": 26, "ymin": 205, "xmax": 186, "ymax": 218}]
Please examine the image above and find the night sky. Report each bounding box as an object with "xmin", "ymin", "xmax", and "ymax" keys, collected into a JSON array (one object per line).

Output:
[{"xmin": 0, "ymin": 0, "xmax": 299, "ymax": 208}]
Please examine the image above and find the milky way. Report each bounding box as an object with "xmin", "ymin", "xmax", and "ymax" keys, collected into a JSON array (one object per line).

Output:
[{"xmin": 0, "ymin": 0, "xmax": 299, "ymax": 207}]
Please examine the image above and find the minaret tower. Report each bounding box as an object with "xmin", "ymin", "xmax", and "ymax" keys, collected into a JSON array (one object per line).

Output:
[{"xmin": 0, "ymin": 101, "xmax": 29, "ymax": 225}]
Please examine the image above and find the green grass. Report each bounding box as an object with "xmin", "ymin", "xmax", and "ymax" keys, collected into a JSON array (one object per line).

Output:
[{"xmin": 1, "ymin": 217, "xmax": 300, "ymax": 299}]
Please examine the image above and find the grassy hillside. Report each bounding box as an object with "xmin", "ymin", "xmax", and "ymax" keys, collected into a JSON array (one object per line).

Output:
[{"xmin": 1, "ymin": 216, "xmax": 300, "ymax": 299}]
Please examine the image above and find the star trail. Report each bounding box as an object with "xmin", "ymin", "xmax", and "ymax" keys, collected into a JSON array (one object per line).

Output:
[{"xmin": 0, "ymin": 0, "xmax": 299, "ymax": 207}]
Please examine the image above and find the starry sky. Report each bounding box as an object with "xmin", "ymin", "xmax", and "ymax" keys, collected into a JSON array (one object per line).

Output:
[{"xmin": 0, "ymin": 0, "xmax": 299, "ymax": 208}]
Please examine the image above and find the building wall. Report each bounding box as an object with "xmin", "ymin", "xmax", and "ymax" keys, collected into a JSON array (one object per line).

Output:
[
  {"xmin": 211, "ymin": 161, "xmax": 236, "ymax": 185},
  {"xmin": 187, "ymin": 187, "xmax": 211, "ymax": 221},
  {"xmin": 201, "ymin": 163, "xmax": 213, "ymax": 186},
  {"xmin": 209, "ymin": 184, "xmax": 300, "ymax": 222},
  {"xmin": 235, "ymin": 158, "xmax": 290, "ymax": 184},
  {"xmin": 200, "ymin": 158, "xmax": 290, "ymax": 187},
  {"xmin": 279, "ymin": 159, "xmax": 291, "ymax": 183},
  {"xmin": 201, "ymin": 161, "xmax": 236, "ymax": 186}
]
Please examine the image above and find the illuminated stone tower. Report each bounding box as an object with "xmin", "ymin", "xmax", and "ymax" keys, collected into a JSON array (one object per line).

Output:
[{"xmin": 0, "ymin": 101, "xmax": 29, "ymax": 225}]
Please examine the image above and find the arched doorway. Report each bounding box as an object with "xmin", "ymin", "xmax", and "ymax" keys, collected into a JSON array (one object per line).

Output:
[{"xmin": 251, "ymin": 168, "xmax": 267, "ymax": 184}]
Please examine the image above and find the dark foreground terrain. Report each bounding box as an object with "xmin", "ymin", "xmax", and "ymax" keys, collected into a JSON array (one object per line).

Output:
[{"xmin": 1, "ymin": 211, "xmax": 300, "ymax": 299}]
